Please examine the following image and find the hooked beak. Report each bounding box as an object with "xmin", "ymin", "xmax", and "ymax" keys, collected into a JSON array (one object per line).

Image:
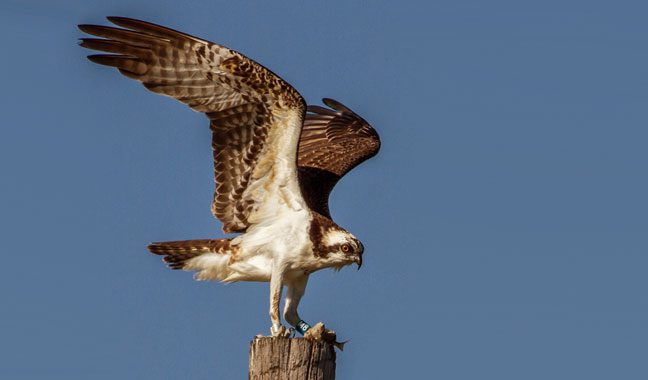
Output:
[{"xmin": 355, "ymin": 241, "xmax": 364, "ymax": 270}]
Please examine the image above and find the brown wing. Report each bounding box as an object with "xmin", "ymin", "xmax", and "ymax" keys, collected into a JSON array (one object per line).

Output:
[
  {"xmin": 79, "ymin": 17, "xmax": 306, "ymax": 233},
  {"xmin": 297, "ymin": 98, "xmax": 380, "ymax": 217}
]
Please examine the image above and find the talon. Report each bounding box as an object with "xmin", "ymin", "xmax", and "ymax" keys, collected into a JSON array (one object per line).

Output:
[{"xmin": 270, "ymin": 324, "xmax": 291, "ymax": 338}]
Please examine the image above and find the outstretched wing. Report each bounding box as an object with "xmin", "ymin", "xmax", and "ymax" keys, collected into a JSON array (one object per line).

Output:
[
  {"xmin": 79, "ymin": 17, "xmax": 307, "ymax": 233},
  {"xmin": 297, "ymin": 98, "xmax": 380, "ymax": 217}
]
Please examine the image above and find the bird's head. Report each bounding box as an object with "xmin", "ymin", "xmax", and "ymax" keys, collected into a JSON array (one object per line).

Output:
[{"xmin": 319, "ymin": 228, "xmax": 364, "ymax": 270}]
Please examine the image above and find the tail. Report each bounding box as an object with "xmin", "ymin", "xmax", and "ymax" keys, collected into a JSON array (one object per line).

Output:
[{"xmin": 148, "ymin": 239, "xmax": 233, "ymax": 275}]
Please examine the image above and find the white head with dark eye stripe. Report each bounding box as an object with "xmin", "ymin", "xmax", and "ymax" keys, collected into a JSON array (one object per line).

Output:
[{"xmin": 321, "ymin": 229, "xmax": 364, "ymax": 270}]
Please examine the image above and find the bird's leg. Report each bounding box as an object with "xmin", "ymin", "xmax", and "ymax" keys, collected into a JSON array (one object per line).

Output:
[
  {"xmin": 269, "ymin": 261, "xmax": 290, "ymax": 337},
  {"xmin": 284, "ymin": 275, "xmax": 345, "ymax": 349},
  {"xmin": 283, "ymin": 275, "xmax": 309, "ymax": 331}
]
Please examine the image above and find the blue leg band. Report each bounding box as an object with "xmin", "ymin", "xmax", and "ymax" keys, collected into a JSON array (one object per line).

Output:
[{"xmin": 295, "ymin": 320, "xmax": 311, "ymax": 335}]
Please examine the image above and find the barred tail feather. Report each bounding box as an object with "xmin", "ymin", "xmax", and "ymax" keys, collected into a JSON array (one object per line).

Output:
[{"xmin": 148, "ymin": 239, "xmax": 233, "ymax": 279}]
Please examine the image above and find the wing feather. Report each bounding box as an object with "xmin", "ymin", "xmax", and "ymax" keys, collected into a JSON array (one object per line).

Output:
[
  {"xmin": 297, "ymin": 98, "xmax": 380, "ymax": 217},
  {"xmin": 80, "ymin": 17, "xmax": 306, "ymax": 232}
]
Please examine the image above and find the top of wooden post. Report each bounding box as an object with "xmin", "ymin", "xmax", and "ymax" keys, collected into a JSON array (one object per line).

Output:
[{"xmin": 249, "ymin": 337, "xmax": 336, "ymax": 380}]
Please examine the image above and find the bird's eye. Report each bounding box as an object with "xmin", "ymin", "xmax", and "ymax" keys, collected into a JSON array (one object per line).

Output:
[{"xmin": 341, "ymin": 244, "xmax": 351, "ymax": 253}]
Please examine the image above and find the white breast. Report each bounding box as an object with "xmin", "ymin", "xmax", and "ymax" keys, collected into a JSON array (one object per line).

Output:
[{"xmin": 224, "ymin": 207, "xmax": 313, "ymax": 282}]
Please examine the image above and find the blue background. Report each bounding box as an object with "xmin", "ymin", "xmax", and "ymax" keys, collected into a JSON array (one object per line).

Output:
[{"xmin": 1, "ymin": 1, "xmax": 647, "ymax": 378}]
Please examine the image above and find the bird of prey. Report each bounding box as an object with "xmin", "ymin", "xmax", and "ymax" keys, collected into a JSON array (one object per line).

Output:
[{"xmin": 79, "ymin": 17, "xmax": 380, "ymax": 343}]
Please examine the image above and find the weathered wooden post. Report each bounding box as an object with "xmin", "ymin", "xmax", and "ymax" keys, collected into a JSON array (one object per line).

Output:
[{"xmin": 249, "ymin": 337, "xmax": 336, "ymax": 379}]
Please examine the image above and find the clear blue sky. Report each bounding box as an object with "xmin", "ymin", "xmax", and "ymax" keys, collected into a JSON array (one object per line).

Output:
[{"xmin": 1, "ymin": 0, "xmax": 647, "ymax": 379}]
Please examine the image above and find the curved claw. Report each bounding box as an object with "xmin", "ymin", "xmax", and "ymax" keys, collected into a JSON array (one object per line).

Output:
[{"xmin": 270, "ymin": 324, "xmax": 291, "ymax": 338}]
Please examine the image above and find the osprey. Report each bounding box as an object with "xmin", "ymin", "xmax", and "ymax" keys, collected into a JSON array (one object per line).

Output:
[{"xmin": 79, "ymin": 17, "xmax": 380, "ymax": 344}]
